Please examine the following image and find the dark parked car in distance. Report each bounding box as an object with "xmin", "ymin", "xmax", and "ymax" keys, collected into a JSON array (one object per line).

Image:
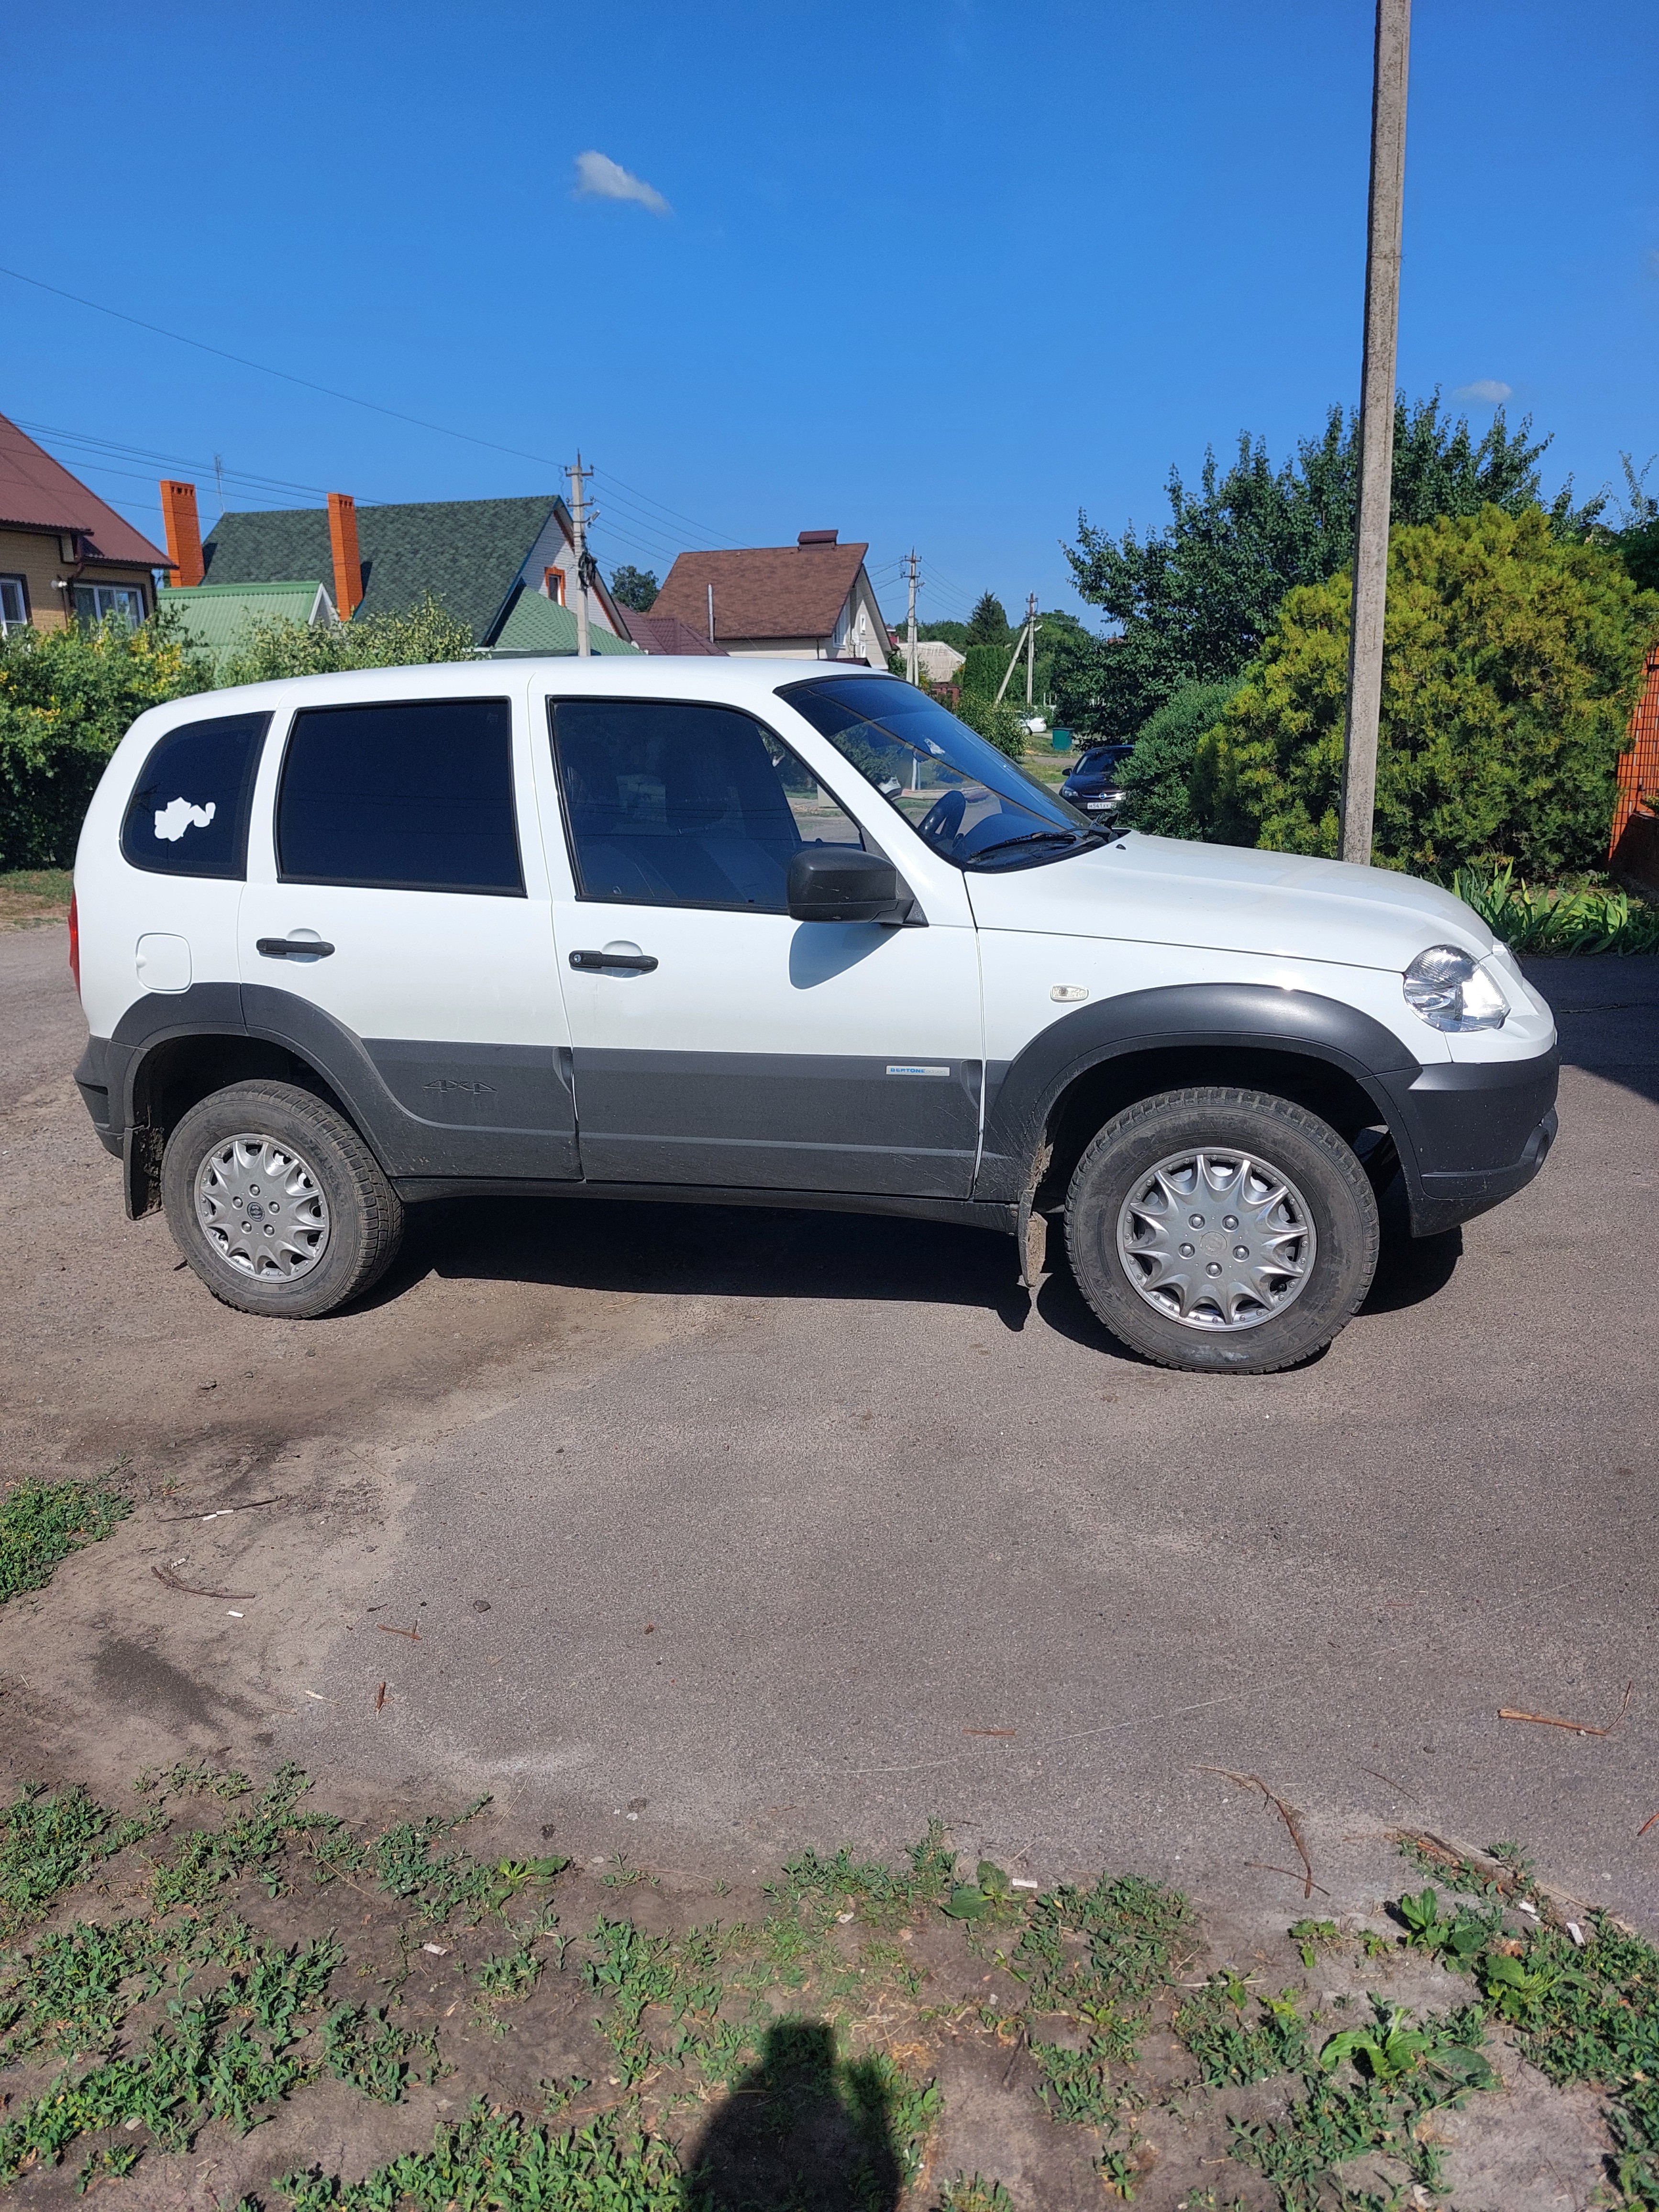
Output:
[{"xmin": 1060, "ymin": 742, "xmax": 1133, "ymax": 816}]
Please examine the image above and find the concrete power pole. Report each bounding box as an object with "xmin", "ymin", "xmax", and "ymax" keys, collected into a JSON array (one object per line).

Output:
[
  {"xmin": 568, "ymin": 452, "xmax": 594, "ymax": 658},
  {"xmin": 1024, "ymin": 591, "xmax": 1038, "ymax": 707},
  {"xmin": 1339, "ymin": 0, "xmax": 1411, "ymax": 866},
  {"xmin": 903, "ymin": 550, "xmax": 920, "ymax": 685}
]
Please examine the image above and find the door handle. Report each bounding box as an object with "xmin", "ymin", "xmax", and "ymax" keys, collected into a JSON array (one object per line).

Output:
[
  {"xmin": 568, "ymin": 949, "xmax": 658, "ymax": 972},
  {"xmin": 257, "ymin": 937, "xmax": 335, "ymax": 958}
]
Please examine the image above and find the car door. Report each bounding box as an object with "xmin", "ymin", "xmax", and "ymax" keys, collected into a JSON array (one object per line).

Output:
[
  {"xmin": 237, "ymin": 685, "xmax": 578, "ymax": 1180},
  {"xmin": 542, "ymin": 692, "xmax": 984, "ymax": 1196}
]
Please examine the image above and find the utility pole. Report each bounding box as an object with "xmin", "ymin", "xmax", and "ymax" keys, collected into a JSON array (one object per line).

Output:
[
  {"xmin": 1338, "ymin": 0, "xmax": 1411, "ymax": 866},
  {"xmin": 995, "ymin": 597, "xmax": 1040, "ymax": 706},
  {"xmin": 567, "ymin": 452, "xmax": 595, "ymax": 657},
  {"xmin": 903, "ymin": 550, "xmax": 920, "ymax": 685}
]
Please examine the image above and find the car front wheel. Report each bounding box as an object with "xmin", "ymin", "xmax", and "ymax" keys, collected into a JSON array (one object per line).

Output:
[
  {"xmin": 161, "ymin": 1080, "xmax": 404, "ymax": 1319},
  {"xmin": 1065, "ymin": 1086, "xmax": 1379, "ymax": 1373}
]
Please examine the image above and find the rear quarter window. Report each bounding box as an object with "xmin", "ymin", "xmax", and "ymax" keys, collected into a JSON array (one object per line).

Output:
[
  {"xmin": 119, "ymin": 711, "xmax": 271, "ymax": 879},
  {"xmin": 276, "ymin": 697, "xmax": 523, "ymax": 895}
]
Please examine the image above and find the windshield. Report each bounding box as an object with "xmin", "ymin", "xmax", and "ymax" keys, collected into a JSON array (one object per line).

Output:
[{"xmin": 781, "ymin": 675, "xmax": 1100, "ymax": 870}]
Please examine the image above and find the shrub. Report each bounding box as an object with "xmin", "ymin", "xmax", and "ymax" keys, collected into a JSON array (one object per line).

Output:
[
  {"xmin": 1117, "ymin": 678, "xmax": 1240, "ymax": 839},
  {"xmin": 951, "ymin": 690, "xmax": 1029, "ymax": 761},
  {"xmin": 1196, "ymin": 505, "xmax": 1659, "ymax": 875},
  {"xmin": 218, "ymin": 591, "xmax": 475, "ymax": 685},
  {"xmin": 0, "ymin": 612, "xmax": 212, "ymax": 869}
]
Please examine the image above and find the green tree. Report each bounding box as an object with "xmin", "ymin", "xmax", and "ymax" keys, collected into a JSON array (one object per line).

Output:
[
  {"xmin": 609, "ymin": 564, "xmax": 659, "ymax": 612},
  {"xmin": 1117, "ymin": 678, "xmax": 1240, "ymax": 839},
  {"xmin": 0, "ymin": 609, "xmax": 213, "ymax": 867},
  {"xmin": 1195, "ymin": 506, "xmax": 1659, "ymax": 877},
  {"xmin": 218, "ymin": 592, "xmax": 475, "ymax": 686},
  {"xmin": 966, "ymin": 593, "xmax": 1010, "ymax": 648},
  {"xmin": 960, "ymin": 641, "xmax": 1010, "ymax": 698},
  {"xmin": 1064, "ymin": 393, "xmax": 1602, "ymax": 740},
  {"xmin": 1610, "ymin": 454, "xmax": 1659, "ymax": 593}
]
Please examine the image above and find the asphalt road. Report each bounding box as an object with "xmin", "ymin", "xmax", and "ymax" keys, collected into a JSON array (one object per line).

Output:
[{"xmin": 3, "ymin": 921, "xmax": 1656, "ymax": 1934}]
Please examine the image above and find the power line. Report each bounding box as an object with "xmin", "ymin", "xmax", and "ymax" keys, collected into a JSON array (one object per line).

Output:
[{"xmin": 0, "ymin": 261, "xmax": 746, "ymax": 554}]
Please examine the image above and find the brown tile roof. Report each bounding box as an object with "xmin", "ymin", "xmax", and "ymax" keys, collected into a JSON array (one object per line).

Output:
[
  {"xmin": 617, "ymin": 607, "xmax": 727, "ymax": 655},
  {"xmin": 0, "ymin": 412, "xmax": 168, "ymax": 567},
  {"xmin": 652, "ymin": 535, "xmax": 870, "ymax": 645}
]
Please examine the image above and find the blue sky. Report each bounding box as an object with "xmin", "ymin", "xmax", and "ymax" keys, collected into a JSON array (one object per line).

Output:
[{"xmin": 3, "ymin": 1, "xmax": 1654, "ymax": 632}]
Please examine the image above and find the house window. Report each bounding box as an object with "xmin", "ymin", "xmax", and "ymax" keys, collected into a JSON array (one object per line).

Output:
[
  {"xmin": 73, "ymin": 581, "xmax": 148, "ymax": 628},
  {"xmin": 0, "ymin": 576, "xmax": 27, "ymax": 632},
  {"xmin": 544, "ymin": 567, "xmax": 566, "ymax": 604}
]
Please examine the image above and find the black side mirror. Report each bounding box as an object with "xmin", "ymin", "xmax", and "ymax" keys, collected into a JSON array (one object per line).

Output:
[{"xmin": 787, "ymin": 846, "xmax": 907, "ymax": 924}]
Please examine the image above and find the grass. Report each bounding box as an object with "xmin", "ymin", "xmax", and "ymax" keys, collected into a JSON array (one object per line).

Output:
[
  {"xmin": 0, "ymin": 1475, "xmax": 131, "ymax": 1605},
  {"xmin": 0, "ymin": 1775, "xmax": 1654, "ymax": 2208},
  {"xmin": 0, "ymin": 868, "xmax": 72, "ymax": 928},
  {"xmin": 1454, "ymin": 860, "xmax": 1659, "ymax": 955}
]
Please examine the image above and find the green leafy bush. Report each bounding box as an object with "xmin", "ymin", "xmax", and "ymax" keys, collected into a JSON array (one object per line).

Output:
[
  {"xmin": 0, "ymin": 614, "xmax": 211, "ymax": 868},
  {"xmin": 1196, "ymin": 505, "xmax": 1659, "ymax": 875},
  {"xmin": 218, "ymin": 591, "xmax": 474, "ymax": 685},
  {"xmin": 1116, "ymin": 678, "xmax": 1239, "ymax": 838}
]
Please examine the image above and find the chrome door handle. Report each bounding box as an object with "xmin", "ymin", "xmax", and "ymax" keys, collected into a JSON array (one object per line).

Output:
[
  {"xmin": 568, "ymin": 949, "xmax": 658, "ymax": 972},
  {"xmin": 257, "ymin": 937, "xmax": 335, "ymax": 958}
]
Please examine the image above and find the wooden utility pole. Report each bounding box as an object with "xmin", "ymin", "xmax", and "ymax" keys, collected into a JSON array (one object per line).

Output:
[{"xmin": 1338, "ymin": 0, "xmax": 1411, "ymax": 866}]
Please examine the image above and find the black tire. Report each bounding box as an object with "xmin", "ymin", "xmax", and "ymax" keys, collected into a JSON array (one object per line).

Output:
[
  {"xmin": 1064, "ymin": 1086, "xmax": 1379, "ymax": 1374},
  {"xmin": 162, "ymin": 1080, "xmax": 404, "ymax": 1319}
]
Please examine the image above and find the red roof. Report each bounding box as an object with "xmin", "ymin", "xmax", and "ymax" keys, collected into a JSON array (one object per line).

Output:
[
  {"xmin": 652, "ymin": 535, "xmax": 870, "ymax": 645},
  {"xmin": 617, "ymin": 607, "xmax": 727, "ymax": 655},
  {"xmin": 0, "ymin": 412, "xmax": 168, "ymax": 567}
]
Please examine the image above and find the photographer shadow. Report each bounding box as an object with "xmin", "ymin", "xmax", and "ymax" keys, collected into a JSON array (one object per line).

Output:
[{"xmin": 679, "ymin": 2019, "xmax": 902, "ymax": 2212}]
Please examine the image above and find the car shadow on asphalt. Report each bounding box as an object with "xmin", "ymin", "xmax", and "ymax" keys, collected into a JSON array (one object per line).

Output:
[{"xmin": 354, "ymin": 1184, "xmax": 1459, "ymax": 1356}]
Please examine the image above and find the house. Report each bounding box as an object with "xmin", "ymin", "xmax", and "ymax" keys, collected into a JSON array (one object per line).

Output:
[
  {"xmin": 156, "ymin": 579, "xmax": 337, "ymax": 664},
  {"xmin": 176, "ymin": 487, "xmax": 631, "ymax": 648},
  {"xmin": 912, "ymin": 639, "xmax": 965, "ymax": 686},
  {"xmin": 648, "ymin": 531, "xmax": 890, "ymax": 664},
  {"xmin": 0, "ymin": 412, "xmax": 168, "ymax": 633},
  {"xmin": 613, "ymin": 607, "xmax": 725, "ymax": 656}
]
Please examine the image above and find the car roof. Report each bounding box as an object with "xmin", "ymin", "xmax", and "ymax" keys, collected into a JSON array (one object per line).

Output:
[{"xmin": 146, "ymin": 655, "xmax": 898, "ymax": 719}]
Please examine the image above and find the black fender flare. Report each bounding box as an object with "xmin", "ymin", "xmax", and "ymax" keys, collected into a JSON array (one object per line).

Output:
[{"xmin": 973, "ymin": 981, "xmax": 1422, "ymax": 1205}]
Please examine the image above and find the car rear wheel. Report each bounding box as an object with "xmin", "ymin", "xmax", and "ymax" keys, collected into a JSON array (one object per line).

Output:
[
  {"xmin": 162, "ymin": 1080, "xmax": 404, "ymax": 1319},
  {"xmin": 1065, "ymin": 1086, "xmax": 1379, "ymax": 1373}
]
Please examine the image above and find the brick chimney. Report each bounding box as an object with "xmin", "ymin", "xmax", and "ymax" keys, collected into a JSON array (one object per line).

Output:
[
  {"xmin": 160, "ymin": 480, "xmax": 204, "ymax": 588},
  {"xmin": 328, "ymin": 492, "xmax": 363, "ymax": 619}
]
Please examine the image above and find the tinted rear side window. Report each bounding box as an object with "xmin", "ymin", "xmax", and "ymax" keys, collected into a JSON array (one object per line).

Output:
[
  {"xmin": 277, "ymin": 698, "xmax": 523, "ymax": 895},
  {"xmin": 121, "ymin": 711, "xmax": 271, "ymax": 879}
]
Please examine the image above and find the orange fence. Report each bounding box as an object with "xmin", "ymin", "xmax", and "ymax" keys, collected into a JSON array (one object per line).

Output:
[{"xmin": 1611, "ymin": 643, "xmax": 1659, "ymax": 852}]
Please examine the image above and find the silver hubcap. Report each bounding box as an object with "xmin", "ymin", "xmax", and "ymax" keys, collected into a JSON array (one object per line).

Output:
[
  {"xmin": 195, "ymin": 1132, "xmax": 330, "ymax": 1282},
  {"xmin": 1116, "ymin": 1146, "xmax": 1315, "ymax": 1332}
]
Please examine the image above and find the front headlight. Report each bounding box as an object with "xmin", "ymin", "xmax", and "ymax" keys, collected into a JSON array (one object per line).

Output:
[{"xmin": 1403, "ymin": 944, "xmax": 1508, "ymax": 1032}]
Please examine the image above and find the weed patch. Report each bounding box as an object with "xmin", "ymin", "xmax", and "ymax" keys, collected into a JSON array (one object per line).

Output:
[
  {"xmin": 0, "ymin": 1477, "xmax": 130, "ymax": 1605},
  {"xmin": 1174, "ymin": 1973, "xmax": 1311, "ymax": 2086}
]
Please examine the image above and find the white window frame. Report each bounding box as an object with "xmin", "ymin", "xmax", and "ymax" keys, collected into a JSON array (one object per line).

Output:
[
  {"xmin": 72, "ymin": 580, "xmax": 148, "ymax": 627},
  {"xmin": 0, "ymin": 575, "xmax": 27, "ymax": 632}
]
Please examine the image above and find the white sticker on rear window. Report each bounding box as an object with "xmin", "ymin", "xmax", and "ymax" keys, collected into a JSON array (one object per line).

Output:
[{"xmin": 155, "ymin": 796, "xmax": 216, "ymax": 842}]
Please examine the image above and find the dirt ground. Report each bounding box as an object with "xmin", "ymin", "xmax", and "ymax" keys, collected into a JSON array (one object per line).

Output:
[{"xmin": 3, "ymin": 914, "xmax": 1656, "ymax": 2208}]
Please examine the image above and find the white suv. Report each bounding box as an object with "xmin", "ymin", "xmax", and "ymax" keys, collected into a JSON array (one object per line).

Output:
[{"xmin": 70, "ymin": 658, "xmax": 1557, "ymax": 1374}]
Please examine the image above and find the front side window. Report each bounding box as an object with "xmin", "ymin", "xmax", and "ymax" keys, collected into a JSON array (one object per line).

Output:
[
  {"xmin": 121, "ymin": 711, "xmax": 271, "ymax": 879},
  {"xmin": 784, "ymin": 674, "xmax": 1099, "ymax": 871},
  {"xmin": 73, "ymin": 582, "xmax": 146, "ymax": 627},
  {"xmin": 0, "ymin": 576, "xmax": 27, "ymax": 631},
  {"xmin": 551, "ymin": 697, "xmax": 863, "ymax": 912},
  {"xmin": 277, "ymin": 698, "xmax": 523, "ymax": 895}
]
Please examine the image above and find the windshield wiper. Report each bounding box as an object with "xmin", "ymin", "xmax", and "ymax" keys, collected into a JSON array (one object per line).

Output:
[{"xmin": 963, "ymin": 828, "xmax": 1103, "ymax": 866}]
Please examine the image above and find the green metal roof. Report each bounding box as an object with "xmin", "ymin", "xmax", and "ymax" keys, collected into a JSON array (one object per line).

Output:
[
  {"xmin": 200, "ymin": 496, "xmax": 561, "ymax": 644},
  {"xmin": 489, "ymin": 587, "xmax": 641, "ymax": 655},
  {"xmin": 158, "ymin": 580, "xmax": 332, "ymax": 658}
]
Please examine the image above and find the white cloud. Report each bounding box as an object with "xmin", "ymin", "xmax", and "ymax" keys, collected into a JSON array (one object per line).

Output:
[
  {"xmin": 1454, "ymin": 378, "xmax": 1513, "ymax": 406},
  {"xmin": 574, "ymin": 151, "xmax": 671, "ymax": 215}
]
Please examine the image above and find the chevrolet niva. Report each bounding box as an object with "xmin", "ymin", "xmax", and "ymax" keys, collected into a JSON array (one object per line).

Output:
[{"xmin": 69, "ymin": 659, "xmax": 1557, "ymax": 1374}]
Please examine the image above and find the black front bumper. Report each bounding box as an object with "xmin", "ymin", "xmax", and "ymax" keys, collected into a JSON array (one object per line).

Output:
[{"xmin": 1375, "ymin": 1046, "xmax": 1559, "ymax": 1237}]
